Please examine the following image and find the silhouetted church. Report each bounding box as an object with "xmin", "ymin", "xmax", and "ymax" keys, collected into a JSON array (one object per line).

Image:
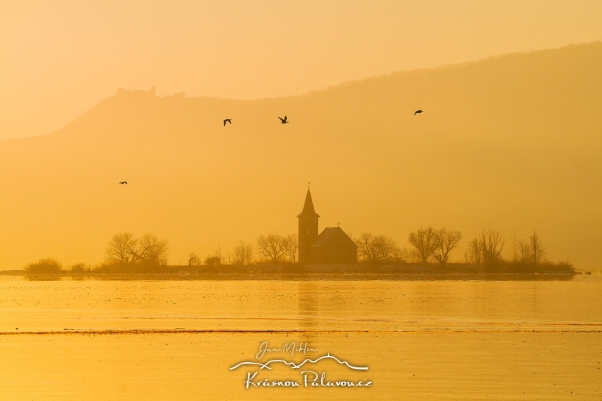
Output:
[{"xmin": 298, "ymin": 189, "xmax": 357, "ymax": 264}]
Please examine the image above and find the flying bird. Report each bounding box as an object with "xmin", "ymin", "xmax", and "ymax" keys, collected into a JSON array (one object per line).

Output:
[
  {"xmin": 223, "ymin": 119, "xmax": 231, "ymax": 126},
  {"xmin": 118, "ymin": 181, "xmax": 127, "ymax": 185},
  {"xmin": 278, "ymin": 116, "xmax": 288, "ymax": 124},
  {"xmin": 414, "ymin": 110, "xmax": 423, "ymax": 116}
]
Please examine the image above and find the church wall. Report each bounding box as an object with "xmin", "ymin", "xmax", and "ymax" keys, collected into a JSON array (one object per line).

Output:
[{"xmin": 310, "ymin": 231, "xmax": 358, "ymax": 264}]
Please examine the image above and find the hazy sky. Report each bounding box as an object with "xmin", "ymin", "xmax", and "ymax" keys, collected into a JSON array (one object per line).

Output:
[{"xmin": 2, "ymin": 0, "xmax": 602, "ymax": 140}]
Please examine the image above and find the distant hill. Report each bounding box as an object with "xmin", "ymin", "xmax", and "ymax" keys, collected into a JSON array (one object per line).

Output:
[{"xmin": 1, "ymin": 42, "xmax": 601, "ymax": 269}]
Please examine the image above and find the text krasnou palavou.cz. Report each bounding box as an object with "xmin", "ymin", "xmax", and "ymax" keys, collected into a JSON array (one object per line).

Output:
[{"xmin": 244, "ymin": 371, "xmax": 372, "ymax": 389}]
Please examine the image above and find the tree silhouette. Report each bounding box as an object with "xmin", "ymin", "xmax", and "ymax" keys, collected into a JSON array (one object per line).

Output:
[
  {"xmin": 233, "ymin": 240, "xmax": 254, "ymax": 265},
  {"xmin": 137, "ymin": 233, "xmax": 169, "ymax": 265},
  {"xmin": 432, "ymin": 228, "xmax": 462, "ymax": 267},
  {"xmin": 408, "ymin": 226, "xmax": 437, "ymax": 263},
  {"xmin": 256, "ymin": 234, "xmax": 290, "ymax": 263},
  {"xmin": 105, "ymin": 233, "xmax": 137, "ymax": 264},
  {"xmin": 510, "ymin": 235, "xmax": 531, "ymax": 265},
  {"xmin": 480, "ymin": 230, "xmax": 505, "ymax": 266},
  {"xmin": 188, "ymin": 253, "xmax": 201, "ymax": 266},
  {"xmin": 284, "ymin": 234, "xmax": 298, "ymax": 263},
  {"xmin": 529, "ymin": 231, "xmax": 546, "ymax": 265},
  {"xmin": 355, "ymin": 232, "xmax": 400, "ymax": 263},
  {"xmin": 105, "ymin": 232, "xmax": 169, "ymax": 265},
  {"xmin": 467, "ymin": 236, "xmax": 483, "ymax": 265}
]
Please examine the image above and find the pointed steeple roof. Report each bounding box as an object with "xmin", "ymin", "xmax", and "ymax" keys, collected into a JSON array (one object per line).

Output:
[{"xmin": 297, "ymin": 189, "xmax": 320, "ymax": 218}]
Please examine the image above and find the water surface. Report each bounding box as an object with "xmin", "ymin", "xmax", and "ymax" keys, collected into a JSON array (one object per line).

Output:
[{"xmin": 1, "ymin": 275, "xmax": 601, "ymax": 399}]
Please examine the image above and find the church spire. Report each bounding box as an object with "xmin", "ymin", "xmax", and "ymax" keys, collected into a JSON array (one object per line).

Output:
[
  {"xmin": 298, "ymin": 188, "xmax": 320, "ymax": 264},
  {"xmin": 297, "ymin": 189, "xmax": 320, "ymax": 218}
]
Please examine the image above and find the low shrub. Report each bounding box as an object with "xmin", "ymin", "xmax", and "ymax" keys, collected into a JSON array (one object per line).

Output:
[{"xmin": 24, "ymin": 258, "xmax": 63, "ymax": 274}]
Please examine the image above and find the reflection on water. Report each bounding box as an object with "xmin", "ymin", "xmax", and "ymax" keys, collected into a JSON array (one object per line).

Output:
[
  {"xmin": 298, "ymin": 281, "xmax": 320, "ymax": 347},
  {"xmin": 1, "ymin": 274, "xmax": 601, "ymax": 333},
  {"xmin": 298, "ymin": 281, "xmax": 319, "ymax": 330}
]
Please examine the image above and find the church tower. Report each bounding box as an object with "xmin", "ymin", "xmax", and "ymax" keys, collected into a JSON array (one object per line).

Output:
[{"xmin": 297, "ymin": 189, "xmax": 320, "ymax": 263}]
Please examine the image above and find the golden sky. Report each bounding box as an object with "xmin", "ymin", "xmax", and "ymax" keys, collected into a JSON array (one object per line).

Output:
[
  {"xmin": 1, "ymin": 1, "xmax": 601, "ymax": 270},
  {"xmin": 2, "ymin": 0, "xmax": 602, "ymax": 140}
]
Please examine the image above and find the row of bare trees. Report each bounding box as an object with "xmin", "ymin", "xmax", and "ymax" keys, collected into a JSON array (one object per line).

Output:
[
  {"xmin": 511, "ymin": 231, "xmax": 546, "ymax": 265},
  {"xmin": 467, "ymin": 230, "xmax": 504, "ymax": 266},
  {"xmin": 256, "ymin": 234, "xmax": 298, "ymax": 263},
  {"xmin": 355, "ymin": 233, "xmax": 405, "ymax": 263},
  {"xmin": 356, "ymin": 227, "xmax": 550, "ymax": 268},
  {"xmin": 407, "ymin": 227, "xmax": 462, "ymax": 266},
  {"xmin": 186, "ymin": 234, "xmax": 299, "ymax": 266},
  {"xmin": 103, "ymin": 228, "xmax": 548, "ymax": 268},
  {"xmin": 353, "ymin": 227, "xmax": 462, "ymax": 266},
  {"xmin": 467, "ymin": 230, "xmax": 546, "ymax": 266}
]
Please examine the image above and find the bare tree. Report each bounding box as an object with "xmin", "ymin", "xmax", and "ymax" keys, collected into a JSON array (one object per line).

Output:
[
  {"xmin": 105, "ymin": 232, "xmax": 169, "ymax": 265},
  {"xmin": 510, "ymin": 234, "xmax": 531, "ymax": 265},
  {"xmin": 518, "ymin": 239, "xmax": 530, "ymax": 264},
  {"xmin": 432, "ymin": 228, "xmax": 462, "ymax": 267},
  {"xmin": 105, "ymin": 232, "xmax": 137, "ymax": 264},
  {"xmin": 355, "ymin": 232, "xmax": 400, "ymax": 263},
  {"xmin": 510, "ymin": 232, "xmax": 544, "ymax": 265},
  {"xmin": 205, "ymin": 245, "xmax": 224, "ymax": 266},
  {"xmin": 284, "ymin": 234, "xmax": 298, "ymax": 262},
  {"xmin": 467, "ymin": 236, "xmax": 483, "ymax": 265},
  {"xmin": 374, "ymin": 235, "xmax": 400, "ymax": 262},
  {"xmin": 214, "ymin": 245, "xmax": 223, "ymax": 265},
  {"xmin": 137, "ymin": 233, "xmax": 169, "ymax": 265},
  {"xmin": 480, "ymin": 230, "xmax": 505, "ymax": 266},
  {"xmin": 408, "ymin": 226, "xmax": 437, "ymax": 263},
  {"xmin": 188, "ymin": 253, "xmax": 201, "ymax": 266},
  {"xmin": 355, "ymin": 233, "xmax": 380, "ymax": 262},
  {"xmin": 396, "ymin": 248, "xmax": 412, "ymax": 263},
  {"xmin": 529, "ymin": 231, "xmax": 546, "ymax": 265},
  {"xmin": 510, "ymin": 234, "xmax": 519, "ymax": 263},
  {"xmin": 256, "ymin": 234, "xmax": 289, "ymax": 263},
  {"xmin": 233, "ymin": 240, "xmax": 254, "ymax": 265}
]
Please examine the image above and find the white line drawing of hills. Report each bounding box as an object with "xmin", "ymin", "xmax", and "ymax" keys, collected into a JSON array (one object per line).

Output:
[{"xmin": 229, "ymin": 353, "xmax": 368, "ymax": 371}]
